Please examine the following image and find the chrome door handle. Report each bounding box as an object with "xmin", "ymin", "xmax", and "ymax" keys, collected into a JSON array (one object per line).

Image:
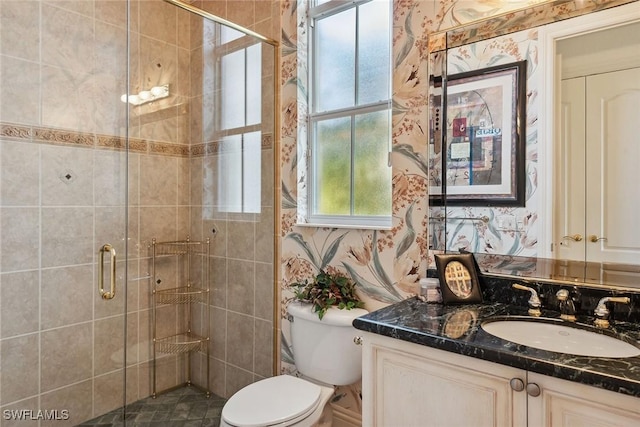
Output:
[
  {"xmin": 589, "ymin": 235, "xmax": 607, "ymax": 243},
  {"xmin": 99, "ymin": 243, "xmax": 116, "ymax": 300},
  {"xmin": 561, "ymin": 234, "xmax": 583, "ymax": 242}
]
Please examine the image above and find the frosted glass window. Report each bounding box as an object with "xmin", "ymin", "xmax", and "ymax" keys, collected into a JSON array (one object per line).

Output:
[
  {"xmin": 315, "ymin": 9, "xmax": 356, "ymax": 112},
  {"xmin": 314, "ymin": 117, "xmax": 352, "ymax": 215},
  {"xmin": 218, "ymin": 133, "xmax": 261, "ymax": 213},
  {"xmin": 218, "ymin": 135, "xmax": 243, "ymax": 212},
  {"xmin": 243, "ymin": 132, "xmax": 261, "ymax": 213},
  {"xmin": 308, "ymin": 0, "xmax": 392, "ymax": 226},
  {"xmin": 358, "ymin": 1, "xmax": 391, "ymax": 105},
  {"xmin": 221, "ymin": 50, "xmax": 245, "ymax": 130},
  {"xmin": 217, "ymin": 35, "xmax": 263, "ymax": 214},
  {"xmin": 246, "ymin": 44, "xmax": 262, "ymax": 126},
  {"xmin": 221, "ymin": 26, "xmax": 243, "ymax": 44},
  {"xmin": 354, "ymin": 110, "xmax": 391, "ymax": 216}
]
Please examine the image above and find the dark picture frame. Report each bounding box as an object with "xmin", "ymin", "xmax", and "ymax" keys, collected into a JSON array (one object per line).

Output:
[
  {"xmin": 435, "ymin": 253, "xmax": 483, "ymax": 304},
  {"xmin": 430, "ymin": 60, "xmax": 527, "ymax": 206}
]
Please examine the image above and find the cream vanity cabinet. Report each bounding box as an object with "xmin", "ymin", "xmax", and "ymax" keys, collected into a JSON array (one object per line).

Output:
[{"xmin": 361, "ymin": 332, "xmax": 640, "ymax": 427}]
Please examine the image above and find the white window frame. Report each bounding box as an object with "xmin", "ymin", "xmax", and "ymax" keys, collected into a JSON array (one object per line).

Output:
[
  {"xmin": 211, "ymin": 28, "xmax": 263, "ymax": 216},
  {"xmin": 304, "ymin": 0, "xmax": 393, "ymax": 229}
]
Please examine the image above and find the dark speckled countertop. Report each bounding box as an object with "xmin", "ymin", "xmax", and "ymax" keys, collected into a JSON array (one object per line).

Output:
[{"xmin": 353, "ymin": 297, "xmax": 640, "ymax": 398}]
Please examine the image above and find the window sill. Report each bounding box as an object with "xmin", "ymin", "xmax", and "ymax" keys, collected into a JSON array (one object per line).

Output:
[{"xmin": 295, "ymin": 221, "xmax": 393, "ymax": 231}]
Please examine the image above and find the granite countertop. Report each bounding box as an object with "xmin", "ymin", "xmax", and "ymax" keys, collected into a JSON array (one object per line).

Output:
[{"xmin": 353, "ymin": 297, "xmax": 640, "ymax": 397}]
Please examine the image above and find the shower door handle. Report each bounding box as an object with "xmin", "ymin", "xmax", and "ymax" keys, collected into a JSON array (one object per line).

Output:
[{"xmin": 99, "ymin": 243, "xmax": 117, "ymax": 300}]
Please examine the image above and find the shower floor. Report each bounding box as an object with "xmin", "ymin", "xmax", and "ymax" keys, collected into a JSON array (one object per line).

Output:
[{"xmin": 78, "ymin": 386, "xmax": 226, "ymax": 426}]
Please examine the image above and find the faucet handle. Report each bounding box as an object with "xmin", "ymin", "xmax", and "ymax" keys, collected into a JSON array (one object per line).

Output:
[
  {"xmin": 594, "ymin": 296, "xmax": 630, "ymax": 328},
  {"xmin": 556, "ymin": 289, "xmax": 577, "ymax": 321},
  {"xmin": 512, "ymin": 283, "xmax": 542, "ymax": 317},
  {"xmin": 556, "ymin": 289, "xmax": 569, "ymax": 301}
]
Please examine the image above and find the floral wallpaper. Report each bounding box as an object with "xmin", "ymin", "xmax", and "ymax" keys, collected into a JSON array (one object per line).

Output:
[{"xmin": 277, "ymin": 0, "xmax": 633, "ymax": 422}]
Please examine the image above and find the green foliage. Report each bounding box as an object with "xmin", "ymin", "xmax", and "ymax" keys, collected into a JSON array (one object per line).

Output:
[{"xmin": 291, "ymin": 271, "xmax": 364, "ymax": 320}]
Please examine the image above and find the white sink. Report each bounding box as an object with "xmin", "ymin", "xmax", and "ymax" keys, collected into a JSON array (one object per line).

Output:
[{"xmin": 481, "ymin": 320, "xmax": 640, "ymax": 358}]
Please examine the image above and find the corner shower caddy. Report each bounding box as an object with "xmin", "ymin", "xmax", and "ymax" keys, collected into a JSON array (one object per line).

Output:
[{"xmin": 151, "ymin": 237, "xmax": 211, "ymax": 398}]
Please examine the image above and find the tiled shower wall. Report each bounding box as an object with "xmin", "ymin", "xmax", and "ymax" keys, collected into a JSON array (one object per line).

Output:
[
  {"xmin": 185, "ymin": 0, "xmax": 278, "ymax": 399},
  {"xmin": 0, "ymin": 0, "xmax": 277, "ymax": 424}
]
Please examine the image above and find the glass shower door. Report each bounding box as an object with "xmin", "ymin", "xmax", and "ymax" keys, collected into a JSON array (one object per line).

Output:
[{"xmin": 0, "ymin": 0, "xmax": 129, "ymax": 424}]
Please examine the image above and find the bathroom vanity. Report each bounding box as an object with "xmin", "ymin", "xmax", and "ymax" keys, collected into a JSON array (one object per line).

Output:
[{"xmin": 354, "ymin": 290, "xmax": 640, "ymax": 426}]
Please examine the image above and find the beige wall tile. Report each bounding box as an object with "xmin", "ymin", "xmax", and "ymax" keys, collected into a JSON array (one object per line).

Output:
[
  {"xmin": 0, "ymin": 397, "xmax": 39, "ymax": 427},
  {"xmin": 1, "ymin": 271, "xmax": 39, "ymax": 338},
  {"xmin": 94, "ymin": 21, "xmax": 128, "ymax": 136},
  {"xmin": 226, "ymin": 311, "xmax": 253, "ymax": 371},
  {"xmin": 208, "ymin": 356, "xmax": 226, "ymax": 398},
  {"xmin": 140, "ymin": 206, "xmax": 178, "ymax": 245},
  {"xmin": 254, "ymin": 262, "xmax": 273, "ymax": 321},
  {"xmin": 254, "ymin": 318, "xmax": 273, "ymax": 377},
  {"xmin": 1, "ymin": 207, "xmax": 40, "ymax": 272},
  {"xmin": 126, "ymin": 366, "xmax": 140, "ymax": 404},
  {"xmin": 226, "ymin": 1, "xmax": 254, "ymax": 29},
  {"xmin": 40, "ymin": 380, "xmax": 93, "ymax": 427},
  {"xmin": 95, "ymin": 150, "xmax": 128, "ymax": 207},
  {"xmin": 41, "ymin": 4, "xmax": 94, "ymax": 74},
  {"xmin": 95, "ymin": 0, "xmax": 129, "ymax": 28},
  {"xmin": 227, "ymin": 220, "xmax": 255, "ymax": 260},
  {"xmin": 0, "ymin": 56, "xmax": 40, "ymax": 125},
  {"xmin": 41, "ymin": 207, "xmax": 93, "ymax": 268},
  {"xmin": 41, "ymin": 145, "xmax": 94, "ymax": 207},
  {"xmin": 255, "ymin": 207, "xmax": 274, "ymax": 263},
  {"xmin": 95, "ymin": 315, "xmax": 125, "ymax": 376},
  {"xmin": 41, "ymin": 265, "xmax": 92, "ymax": 329},
  {"xmin": 92, "ymin": 370, "xmax": 124, "ymax": 418},
  {"xmin": 0, "ymin": 141, "xmax": 40, "ymax": 207},
  {"xmin": 225, "ymin": 363, "xmax": 253, "ymax": 398},
  {"xmin": 210, "ymin": 306, "xmax": 227, "ymax": 360},
  {"xmin": 140, "ymin": 155, "xmax": 178, "ymax": 206},
  {"xmin": 210, "ymin": 257, "xmax": 227, "ymax": 308},
  {"xmin": 1, "ymin": 333, "xmax": 39, "ymax": 404},
  {"xmin": 139, "ymin": 0, "xmax": 177, "ymax": 45},
  {"xmin": 261, "ymin": 148, "xmax": 274, "ymax": 207},
  {"xmin": 227, "ymin": 259, "xmax": 254, "ymax": 315},
  {"xmin": 95, "ymin": 206, "xmax": 127, "ymax": 256},
  {"xmin": 41, "ymin": 323, "xmax": 92, "ymax": 392},
  {"xmin": 153, "ymin": 354, "xmax": 179, "ymax": 393},
  {"xmin": 0, "ymin": 1, "xmax": 40, "ymax": 62},
  {"xmin": 41, "ymin": 65, "xmax": 95, "ymax": 132},
  {"xmin": 45, "ymin": 1, "xmax": 94, "ymax": 17}
]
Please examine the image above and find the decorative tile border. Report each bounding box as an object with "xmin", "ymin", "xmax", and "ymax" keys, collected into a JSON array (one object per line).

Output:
[{"xmin": 0, "ymin": 122, "xmax": 273, "ymax": 157}]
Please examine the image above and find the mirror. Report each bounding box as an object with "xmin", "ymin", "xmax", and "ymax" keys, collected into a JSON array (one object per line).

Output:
[{"xmin": 428, "ymin": 1, "xmax": 640, "ymax": 285}]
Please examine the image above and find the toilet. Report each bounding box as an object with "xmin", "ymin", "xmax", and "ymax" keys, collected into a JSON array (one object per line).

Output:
[{"xmin": 220, "ymin": 301, "xmax": 368, "ymax": 427}]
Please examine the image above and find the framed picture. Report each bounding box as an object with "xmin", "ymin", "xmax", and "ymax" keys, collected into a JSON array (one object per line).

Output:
[
  {"xmin": 430, "ymin": 60, "xmax": 527, "ymax": 206},
  {"xmin": 435, "ymin": 253, "xmax": 483, "ymax": 304}
]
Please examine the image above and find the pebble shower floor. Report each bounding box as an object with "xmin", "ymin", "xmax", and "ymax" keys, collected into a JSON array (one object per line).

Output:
[{"xmin": 78, "ymin": 386, "xmax": 226, "ymax": 426}]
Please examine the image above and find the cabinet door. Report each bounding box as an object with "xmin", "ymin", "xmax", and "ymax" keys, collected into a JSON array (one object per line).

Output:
[
  {"xmin": 527, "ymin": 372, "xmax": 640, "ymax": 427},
  {"xmin": 362, "ymin": 333, "xmax": 527, "ymax": 427}
]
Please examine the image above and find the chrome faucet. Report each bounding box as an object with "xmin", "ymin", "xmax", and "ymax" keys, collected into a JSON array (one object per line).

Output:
[
  {"xmin": 513, "ymin": 283, "xmax": 541, "ymax": 316},
  {"xmin": 556, "ymin": 289, "xmax": 577, "ymax": 322},
  {"xmin": 594, "ymin": 296, "xmax": 630, "ymax": 328}
]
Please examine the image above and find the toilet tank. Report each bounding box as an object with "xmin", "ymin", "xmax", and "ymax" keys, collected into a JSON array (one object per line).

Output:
[{"xmin": 288, "ymin": 301, "xmax": 368, "ymax": 386}]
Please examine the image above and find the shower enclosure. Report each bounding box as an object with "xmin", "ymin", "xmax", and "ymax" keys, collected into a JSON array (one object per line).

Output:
[{"xmin": 0, "ymin": 0, "xmax": 278, "ymax": 424}]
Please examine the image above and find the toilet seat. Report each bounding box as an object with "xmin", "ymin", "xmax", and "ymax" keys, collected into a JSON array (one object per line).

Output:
[{"xmin": 221, "ymin": 375, "xmax": 323, "ymax": 427}]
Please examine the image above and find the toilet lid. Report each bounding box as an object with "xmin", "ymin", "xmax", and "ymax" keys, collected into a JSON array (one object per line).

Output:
[{"xmin": 222, "ymin": 375, "xmax": 322, "ymax": 427}]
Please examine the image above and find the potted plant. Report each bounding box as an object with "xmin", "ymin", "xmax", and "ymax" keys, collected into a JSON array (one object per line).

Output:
[{"xmin": 291, "ymin": 270, "xmax": 365, "ymax": 320}]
